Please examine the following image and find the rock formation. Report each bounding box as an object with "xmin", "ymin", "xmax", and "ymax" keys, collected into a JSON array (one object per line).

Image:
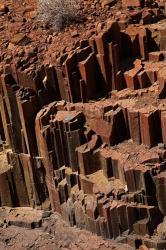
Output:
[{"xmin": 1, "ymin": 0, "xmax": 166, "ymax": 249}]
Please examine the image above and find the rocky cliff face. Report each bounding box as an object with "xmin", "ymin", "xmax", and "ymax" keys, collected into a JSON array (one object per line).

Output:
[{"xmin": 1, "ymin": 0, "xmax": 166, "ymax": 249}]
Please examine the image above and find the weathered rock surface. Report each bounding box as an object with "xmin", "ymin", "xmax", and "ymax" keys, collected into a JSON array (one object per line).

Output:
[{"xmin": 1, "ymin": 0, "xmax": 166, "ymax": 249}]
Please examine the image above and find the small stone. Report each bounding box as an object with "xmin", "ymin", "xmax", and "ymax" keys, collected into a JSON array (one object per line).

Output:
[
  {"xmin": 7, "ymin": 42, "xmax": 15, "ymax": 51},
  {"xmin": 71, "ymin": 30, "xmax": 79, "ymax": 37},
  {"xmin": 0, "ymin": 219, "xmax": 4, "ymax": 227},
  {"xmin": 0, "ymin": 4, "xmax": 9, "ymax": 14},
  {"xmin": 29, "ymin": 10, "xmax": 37, "ymax": 19},
  {"xmin": 10, "ymin": 33, "xmax": 31, "ymax": 46},
  {"xmin": 4, "ymin": 55, "xmax": 12, "ymax": 63},
  {"xmin": 3, "ymin": 223, "xmax": 8, "ymax": 229},
  {"xmin": 101, "ymin": 0, "xmax": 116, "ymax": 8},
  {"xmin": 42, "ymin": 211, "xmax": 51, "ymax": 218},
  {"xmin": 17, "ymin": 49, "xmax": 25, "ymax": 57},
  {"xmin": 158, "ymin": 143, "xmax": 165, "ymax": 149},
  {"xmin": 47, "ymin": 35, "xmax": 53, "ymax": 44},
  {"xmin": 25, "ymin": 46, "xmax": 37, "ymax": 57}
]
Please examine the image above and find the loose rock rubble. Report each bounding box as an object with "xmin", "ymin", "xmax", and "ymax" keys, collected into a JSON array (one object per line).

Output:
[
  {"xmin": 1, "ymin": 0, "xmax": 166, "ymax": 249},
  {"xmin": 0, "ymin": 207, "xmax": 132, "ymax": 249}
]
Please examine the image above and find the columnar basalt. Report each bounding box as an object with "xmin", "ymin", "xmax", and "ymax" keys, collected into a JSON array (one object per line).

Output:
[{"xmin": 1, "ymin": 0, "xmax": 166, "ymax": 249}]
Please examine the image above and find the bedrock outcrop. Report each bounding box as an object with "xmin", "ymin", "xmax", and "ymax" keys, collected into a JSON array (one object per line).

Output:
[{"xmin": 1, "ymin": 0, "xmax": 166, "ymax": 249}]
